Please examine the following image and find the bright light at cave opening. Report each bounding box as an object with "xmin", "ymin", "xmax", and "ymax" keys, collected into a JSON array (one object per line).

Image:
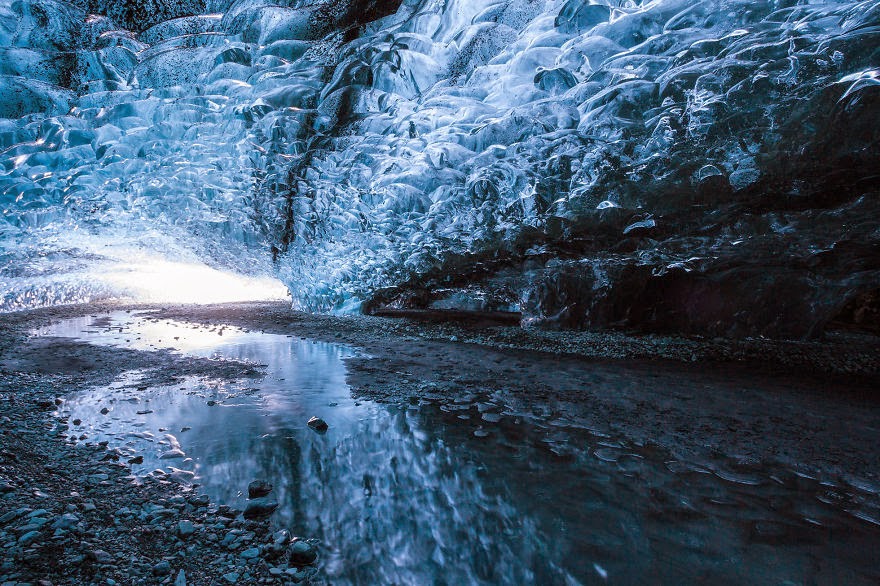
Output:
[{"xmin": 103, "ymin": 259, "xmax": 289, "ymax": 304}]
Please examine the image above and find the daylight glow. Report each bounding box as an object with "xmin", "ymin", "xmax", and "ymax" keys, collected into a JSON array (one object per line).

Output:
[{"xmin": 102, "ymin": 259, "xmax": 289, "ymax": 304}]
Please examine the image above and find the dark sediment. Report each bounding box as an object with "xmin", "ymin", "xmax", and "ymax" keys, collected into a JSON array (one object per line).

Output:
[{"xmin": 1, "ymin": 301, "xmax": 878, "ymax": 584}]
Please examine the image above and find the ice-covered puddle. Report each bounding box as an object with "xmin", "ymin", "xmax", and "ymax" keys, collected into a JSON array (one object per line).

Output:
[{"xmin": 40, "ymin": 313, "xmax": 880, "ymax": 584}]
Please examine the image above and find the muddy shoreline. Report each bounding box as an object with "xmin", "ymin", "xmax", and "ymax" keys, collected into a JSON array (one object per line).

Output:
[{"xmin": 1, "ymin": 301, "xmax": 878, "ymax": 584}]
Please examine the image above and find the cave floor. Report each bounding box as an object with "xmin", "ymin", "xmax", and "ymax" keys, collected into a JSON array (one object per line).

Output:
[{"xmin": 1, "ymin": 301, "xmax": 878, "ymax": 584}]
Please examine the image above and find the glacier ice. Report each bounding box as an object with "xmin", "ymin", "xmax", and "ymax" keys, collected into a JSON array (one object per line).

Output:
[{"xmin": 0, "ymin": 0, "xmax": 878, "ymax": 336}]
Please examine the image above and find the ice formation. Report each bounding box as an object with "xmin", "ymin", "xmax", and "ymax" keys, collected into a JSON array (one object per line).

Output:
[{"xmin": 1, "ymin": 0, "xmax": 878, "ymax": 336}]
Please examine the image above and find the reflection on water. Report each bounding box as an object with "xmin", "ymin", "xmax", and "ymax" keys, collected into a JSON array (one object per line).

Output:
[{"xmin": 45, "ymin": 313, "xmax": 880, "ymax": 585}]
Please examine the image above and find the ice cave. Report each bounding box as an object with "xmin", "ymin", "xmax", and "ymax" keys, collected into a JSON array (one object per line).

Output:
[{"xmin": 0, "ymin": 0, "xmax": 878, "ymax": 584}]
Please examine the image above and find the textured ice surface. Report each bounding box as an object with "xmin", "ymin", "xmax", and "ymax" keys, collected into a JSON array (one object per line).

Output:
[{"xmin": 1, "ymin": 0, "xmax": 879, "ymax": 335}]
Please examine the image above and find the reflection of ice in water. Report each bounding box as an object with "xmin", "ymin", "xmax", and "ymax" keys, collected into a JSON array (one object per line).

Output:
[
  {"xmin": 36, "ymin": 311, "xmax": 247, "ymax": 353},
  {"xmin": 49, "ymin": 314, "xmax": 880, "ymax": 585}
]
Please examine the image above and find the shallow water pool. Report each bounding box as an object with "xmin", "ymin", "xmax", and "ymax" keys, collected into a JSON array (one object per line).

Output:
[{"xmin": 41, "ymin": 313, "xmax": 880, "ymax": 585}]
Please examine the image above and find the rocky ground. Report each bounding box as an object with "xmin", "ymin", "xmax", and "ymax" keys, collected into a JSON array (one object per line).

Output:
[
  {"xmin": 0, "ymin": 307, "xmax": 318, "ymax": 586},
  {"xmin": 145, "ymin": 302, "xmax": 880, "ymax": 377},
  {"xmin": 1, "ymin": 301, "xmax": 878, "ymax": 585}
]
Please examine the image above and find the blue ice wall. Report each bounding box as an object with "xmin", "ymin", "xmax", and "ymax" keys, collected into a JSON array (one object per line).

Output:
[{"xmin": 2, "ymin": 1, "xmax": 878, "ymax": 336}]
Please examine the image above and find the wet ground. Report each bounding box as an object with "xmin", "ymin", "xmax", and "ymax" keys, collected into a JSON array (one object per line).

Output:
[{"xmin": 22, "ymin": 308, "xmax": 880, "ymax": 585}]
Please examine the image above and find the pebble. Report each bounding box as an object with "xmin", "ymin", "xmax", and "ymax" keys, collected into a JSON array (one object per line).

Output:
[
  {"xmin": 178, "ymin": 520, "xmax": 196, "ymax": 538},
  {"xmin": 243, "ymin": 498, "xmax": 278, "ymax": 520},
  {"xmin": 0, "ymin": 508, "xmax": 29, "ymax": 524},
  {"xmin": 153, "ymin": 560, "xmax": 172, "ymax": 576},
  {"xmin": 285, "ymin": 567, "xmax": 308, "ymax": 581},
  {"xmin": 289, "ymin": 540, "xmax": 317, "ymax": 565},
  {"xmin": 89, "ymin": 549, "xmax": 114, "ymax": 564},
  {"xmin": 52, "ymin": 513, "xmax": 79, "ymax": 530},
  {"xmin": 17, "ymin": 530, "xmax": 41, "ymax": 546},
  {"xmin": 247, "ymin": 480, "xmax": 273, "ymax": 499},
  {"xmin": 307, "ymin": 417, "xmax": 328, "ymax": 432}
]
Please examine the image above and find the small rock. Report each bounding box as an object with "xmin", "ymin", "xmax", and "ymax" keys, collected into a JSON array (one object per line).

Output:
[
  {"xmin": 288, "ymin": 540, "xmax": 317, "ymax": 565},
  {"xmin": 52, "ymin": 513, "xmax": 79, "ymax": 530},
  {"xmin": 178, "ymin": 520, "xmax": 196, "ymax": 538},
  {"xmin": 0, "ymin": 507, "xmax": 29, "ymax": 524},
  {"xmin": 153, "ymin": 560, "xmax": 172, "ymax": 576},
  {"xmin": 247, "ymin": 480, "xmax": 272, "ymax": 499},
  {"xmin": 160, "ymin": 449, "xmax": 185, "ymax": 460},
  {"xmin": 87, "ymin": 473, "xmax": 110, "ymax": 484},
  {"xmin": 188, "ymin": 494, "xmax": 209, "ymax": 507},
  {"xmin": 240, "ymin": 547, "xmax": 260, "ymax": 559},
  {"xmin": 284, "ymin": 567, "xmax": 309, "ymax": 582},
  {"xmin": 243, "ymin": 498, "xmax": 278, "ymax": 520},
  {"xmin": 222, "ymin": 572, "xmax": 239, "ymax": 584},
  {"xmin": 72, "ymin": 419, "xmax": 82, "ymax": 426},
  {"xmin": 216, "ymin": 504, "xmax": 237, "ymax": 518},
  {"xmin": 18, "ymin": 530, "xmax": 41, "ymax": 546},
  {"xmin": 174, "ymin": 570, "xmax": 187, "ymax": 586},
  {"xmin": 307, "ymin": 417, "xmax": 328, "ymax": 432},
  {"xmin": 128, "ymin": 456, "xmax": 144, "ymax": 465},
  {"xmin": 100, "ymin": 407, "xmax": 109, "ymax": 415},
  {"xmin": 88, "ymin": 549, "xmax": 114, "ymax": 564}
]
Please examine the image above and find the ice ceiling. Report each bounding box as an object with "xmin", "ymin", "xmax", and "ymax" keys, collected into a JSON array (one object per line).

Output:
[{"xmin": 1, "ymin": 0, "xmax": 878, "ymax": 336}]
